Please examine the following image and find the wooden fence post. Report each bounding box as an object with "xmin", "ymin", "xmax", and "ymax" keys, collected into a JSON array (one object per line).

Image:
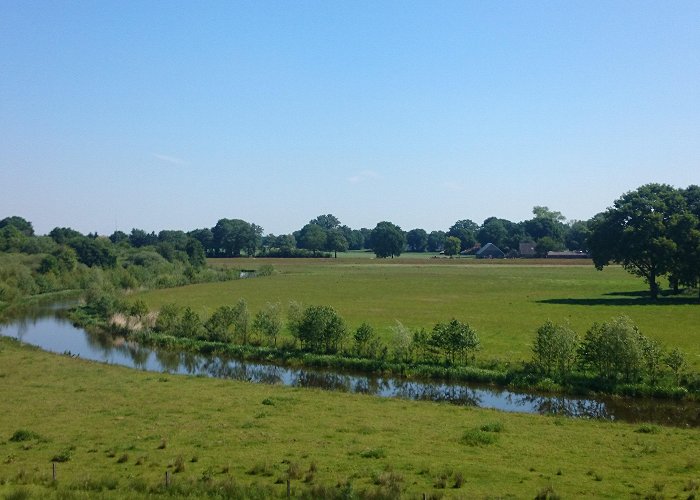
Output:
[
  {"xmin": 165, "ymin": 470, "xmax": 171, "ymax": 487},
  {"xmin": 52, "ymin": 462, "xmax": 56, "ymax": 481},
  {"xmin": 287, "ymin": 478, "xmax": 291, "ymax": 498}
]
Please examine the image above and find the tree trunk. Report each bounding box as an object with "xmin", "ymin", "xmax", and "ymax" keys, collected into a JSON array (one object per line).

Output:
[
  {"xmin": 669, "ymin": 275, "xmax": 679, "ymax": 294},
  {"xmin": 649, "ymin": 269, "xmax": 658, "ymax": 300}
]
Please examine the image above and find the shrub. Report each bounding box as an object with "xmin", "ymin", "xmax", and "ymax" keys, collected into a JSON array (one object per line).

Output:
[
  {"xmin": 635, "ymin": 424, "xmax": 660, "ymax": 434},
  {"xmin": 204, "ymin": 305, "xmax": 236, "ymax": 342},
  {"xmin": 296, "ymin": 305, "xmax": 346, "ymax": 354},
  {"xmin": 257, "ymin": 264, "xmax": 275, "ymax": 276},
  {"xmin": 353, "ymin": 322, "xmax": 375, "ymax": 357},
  {"xmin": 51, "ymin": 449, "xmax": 72, "ymax": 462},
  {"xmin": 479, "ymin": 422, "xmax": 504, "ymax": 433},
  {"xmin": 359, "ymin": 448, "xmax": 386, "ymax": 459},
  {"xmin": 178, "ymin": 307, "xmax": 203, "ymax": 339},
  {"xmin": 532, "ymin": 320, "xmax": 578, "ymax": 379},
  {"xmin": 461, "ymin": 429, "xmax": 497, "ymax": 446},
  {"xmin": 9, "ymin": 430, "xmax": 41, "ymax": 442},
  {"xmin": 578, "ymin": 316, "xmax": 646, "ymax": 382},
  {"xmin": 253, "ymin": 302, "xmax": 282, "ymax": 346},
  {"xmin": 430, "ymin": 319, "xmax": 480, "ymax": 365},
  {"xmin": 666, "ymin": 347, "xmax": 687, "ymax": 385}
]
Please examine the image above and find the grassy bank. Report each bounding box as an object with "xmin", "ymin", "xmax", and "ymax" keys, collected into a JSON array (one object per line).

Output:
[
  {"xmin": 138, "ymin": 259, "xmax": 700, "ymax": 369},
  {"xmin": 1, "ymin": 337, "xmax": 699, "ymax": 499}
]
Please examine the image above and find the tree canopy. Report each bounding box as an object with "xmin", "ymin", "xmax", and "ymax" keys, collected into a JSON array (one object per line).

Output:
[
  {"xmin": 369, "ymin": 221, "xmax": 406, "ymax": 258},
  {"xmin": 588, "ymin": 184, "xmax": 698, "ymax": 299}
]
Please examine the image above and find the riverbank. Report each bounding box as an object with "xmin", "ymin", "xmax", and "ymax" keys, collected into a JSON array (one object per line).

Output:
[
  {"xmin": 1, "ymin": 335, "xmax": 699, "ymax": 498},
  {"xmin": 68, "ymin": 303, "xmax": 698, "ymax": 403}
]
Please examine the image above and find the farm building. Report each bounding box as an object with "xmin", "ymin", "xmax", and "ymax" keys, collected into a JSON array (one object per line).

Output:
[
  {"xmin": 476, "ymin": 243, "xmax": 505, "ymax": 259},
  {"xmin": 519, "ymin": 242, "xmax": 536, "ymax": 257}
]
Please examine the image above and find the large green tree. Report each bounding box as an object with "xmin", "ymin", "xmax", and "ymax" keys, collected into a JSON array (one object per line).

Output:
[
  {"xmin": 0, "ymin": 216, "xmax": 34, "ymax": 236},
  {"xmin": 588, "ymin": 184, "xmax": 687, "ymax": 299},
  {"xmin": 212, "ymin": 218, "xmax": 260, "ymax": 257},
  {"xmin": 406, "ymin": 228, "xmax": 428, "ymax": 252},
  {"xmin": 309, "ymin": 214, "xmax": 341, "ymax": 230},
  {"xmin": 326, "ymin": 228, "xmax": 348, "ymax": 258},
  {"xmin": 296, "ymin": 305, "xmax": 347, "ymax": 353},
  {"xmin": 447, "ymin": 219, "xmax": 478, "ymax": 250},
  {"xmin": 298, "ymin": 223, "xmax": 327, "ymax": 252},
  {"xmin": 369, "ymin": 221, "xmax": 406, "ymax": 258},
  {"xmin": 523, "ymin": 206, "xmax": 566, "ymax": 245},
  {"xmin": 477, "ymin": 218, "xmax": 508, "ymax": 248},
  {"xmin": 443, "ymin": 236, "xmax": 461, "ymax": 257},
  {"xmin": 427, "ymin": 230, "xmax": 446, "ymax": 252}
]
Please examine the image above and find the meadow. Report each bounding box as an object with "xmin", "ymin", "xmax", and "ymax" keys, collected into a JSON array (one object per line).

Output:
[
  {"xmin": 137, "ymin": 257, "xmax": 700, "ymax": 370},
  {"xmin": 1, "ymin": 337, "xmax": 699, "ymax": 499}
]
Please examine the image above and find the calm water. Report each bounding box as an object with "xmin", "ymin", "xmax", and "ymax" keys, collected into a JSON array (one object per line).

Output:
[{"xmin": 2, "ymin": 304, "xmax": 698, "ymax": 427}]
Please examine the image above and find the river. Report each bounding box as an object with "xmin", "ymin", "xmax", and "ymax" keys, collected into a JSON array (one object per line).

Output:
[{"xmin": 1, "ymin": 303, "xmax": 698, "ymax": 427}]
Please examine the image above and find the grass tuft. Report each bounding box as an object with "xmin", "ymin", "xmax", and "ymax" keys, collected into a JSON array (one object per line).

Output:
[
  {"xmin": 51, "ymin": 449, "xmax": 72, "ymax": 462},
  {"xmin": 480, "ymin": 421, "xmax": 504, "ymax": 433},
  {"xmin": 9, "ymin": 430, "xmax": 42, "ymax": 442},
  {"xmin": 360, "ymin": 448, "xmax": 386, "ymax": 459},
  {"xmin": 173, "ymin": 455, "xmax": 186, "ymax": 473},
  {"xmin": 635, "ymin": 424, "xmax": 660, "ymax": 434},
  {"xmin": 462, "ymin": 429, "xmax": 498, "ymax": 446}
]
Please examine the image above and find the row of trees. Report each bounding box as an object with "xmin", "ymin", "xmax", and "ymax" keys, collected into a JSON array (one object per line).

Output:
[
  {"xmin": 266, "ymin": 208, "xmax": 589, "ymax": 258},
  {"xmin": 3, "ymin": 182, "xmax": 700, "ymax": 297},
  {"xmin": 121, "ymin": 298, "xmax": 690, "ymax": 388},
  {"xmin": 135, "ymin": 299, "xmax": 482, "ymax": 365},
  {"xmin": 1, "ymin": 204, "xmax": 589, "ymax": 263},
  {"xmin": 589, "ymin": 184, "xmax": 700, "ymax": 299},
  {"xmin": 532, "ymin": 316, "xmax": 687, "ymax": 385}
]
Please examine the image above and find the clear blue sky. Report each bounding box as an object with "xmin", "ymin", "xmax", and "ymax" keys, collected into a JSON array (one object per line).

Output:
[{"xmin": 1, "ymin": 1, "xmax": 698, "ymax": 236}]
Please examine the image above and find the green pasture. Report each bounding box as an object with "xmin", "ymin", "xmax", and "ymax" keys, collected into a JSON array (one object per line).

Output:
[
  {"xmin": 138, "ymin": 259, "xmax": 700, "ymax": 369},
  {"xmin": 1, "ymin": 337, "xmax": 698, "ymax": 498}
]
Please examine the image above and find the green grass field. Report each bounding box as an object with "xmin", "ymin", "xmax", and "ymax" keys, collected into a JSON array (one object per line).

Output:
[
  {"xmin": 1, "ymin": 337, "xmax": 699, "ymax": 499},
  {"xmin": 137, "ymin": 258, "xmax": 700, "ymax": 369}
]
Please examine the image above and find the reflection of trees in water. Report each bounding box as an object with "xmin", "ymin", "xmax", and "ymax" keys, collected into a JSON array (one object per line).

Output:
[
  {"xmin": 3, "ymin": 302, "xmax": 75, "ymax": 325},
  {"xmin": 154, "ymin": 350, "xmax": 181, "ymax": 372},
  {"xmin": 519, "ymin": 394, "xmax": 610, "ymax": 419},
  {"xmin": 351, "ymin": 376, "xmax": 390, "ymax": 395},
  {"xmin": 294, "ymin": 371, "xmax": 351, "ymax": 392},
  {"xmin": 180, "ymin": 352, "xmax": 200, "ymax": 374},
  {"xmin": 84, "ymin": 331, "xmax": 122, "ymax": 358},
  {"xmin": 198, "ymin": 358, "xmax": 284, "ymax": 385},
  {"xmin": 125, "ymin": 342, "xmax": 150, "ymax": 368},
  {"xmin": 603, "ymin": 398, "xmax": 700, "ymax": 426},
  {"xmin": 11, "ymin": 317, "xmax": 32, "ymax": 341},
  {"xmin": 391, "ymin": 381, "xmax": 483, "ymax": 407}
]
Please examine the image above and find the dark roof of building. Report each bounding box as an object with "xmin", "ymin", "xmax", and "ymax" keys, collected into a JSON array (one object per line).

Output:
[{"xmin": 476, "ymin": 243, "xmax": 505, "ymax": 257}]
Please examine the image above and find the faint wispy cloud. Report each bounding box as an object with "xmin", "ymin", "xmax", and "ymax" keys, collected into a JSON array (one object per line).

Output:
[
  {"xmin": 442, "ymin": 181, "xmax": 464, "ymax": 192},
  {"xmin": 348, "ymin": 169, "xmax": 380, "ymax": 184},
  {"xmin": 153, "ymin": 153, "xmax": 187, "ymax": 166}
]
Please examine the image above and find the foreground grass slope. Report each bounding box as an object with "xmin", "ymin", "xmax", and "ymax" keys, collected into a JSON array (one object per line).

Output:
[
  {"xmin": 1, "ymin": 338, "xmax": 698, "ymax": 498},
  {"xmin": 138, "ymin": 259, "xmax": 700, "ymax": 368}
]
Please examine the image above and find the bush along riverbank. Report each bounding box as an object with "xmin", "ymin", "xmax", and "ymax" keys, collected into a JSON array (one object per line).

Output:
[{"xmin": 66, "ymin": 295, "xmax": 700, "ymax": 401}]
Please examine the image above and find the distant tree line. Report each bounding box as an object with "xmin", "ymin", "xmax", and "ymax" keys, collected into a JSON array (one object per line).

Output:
[
  {"xmin": 3, "ymin": 182, "xmax": 700, "ymax": 299},
  {"xmin": 0, "ymin": 205, "xmax": 591, "ymax": 263},
  {"xmin": 129, "ymin": 207, "xmax": 589, "ymax": 262},
  {"xmin": 0, "ymin": 216, "xmax": 239, "ymax": 307}
]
